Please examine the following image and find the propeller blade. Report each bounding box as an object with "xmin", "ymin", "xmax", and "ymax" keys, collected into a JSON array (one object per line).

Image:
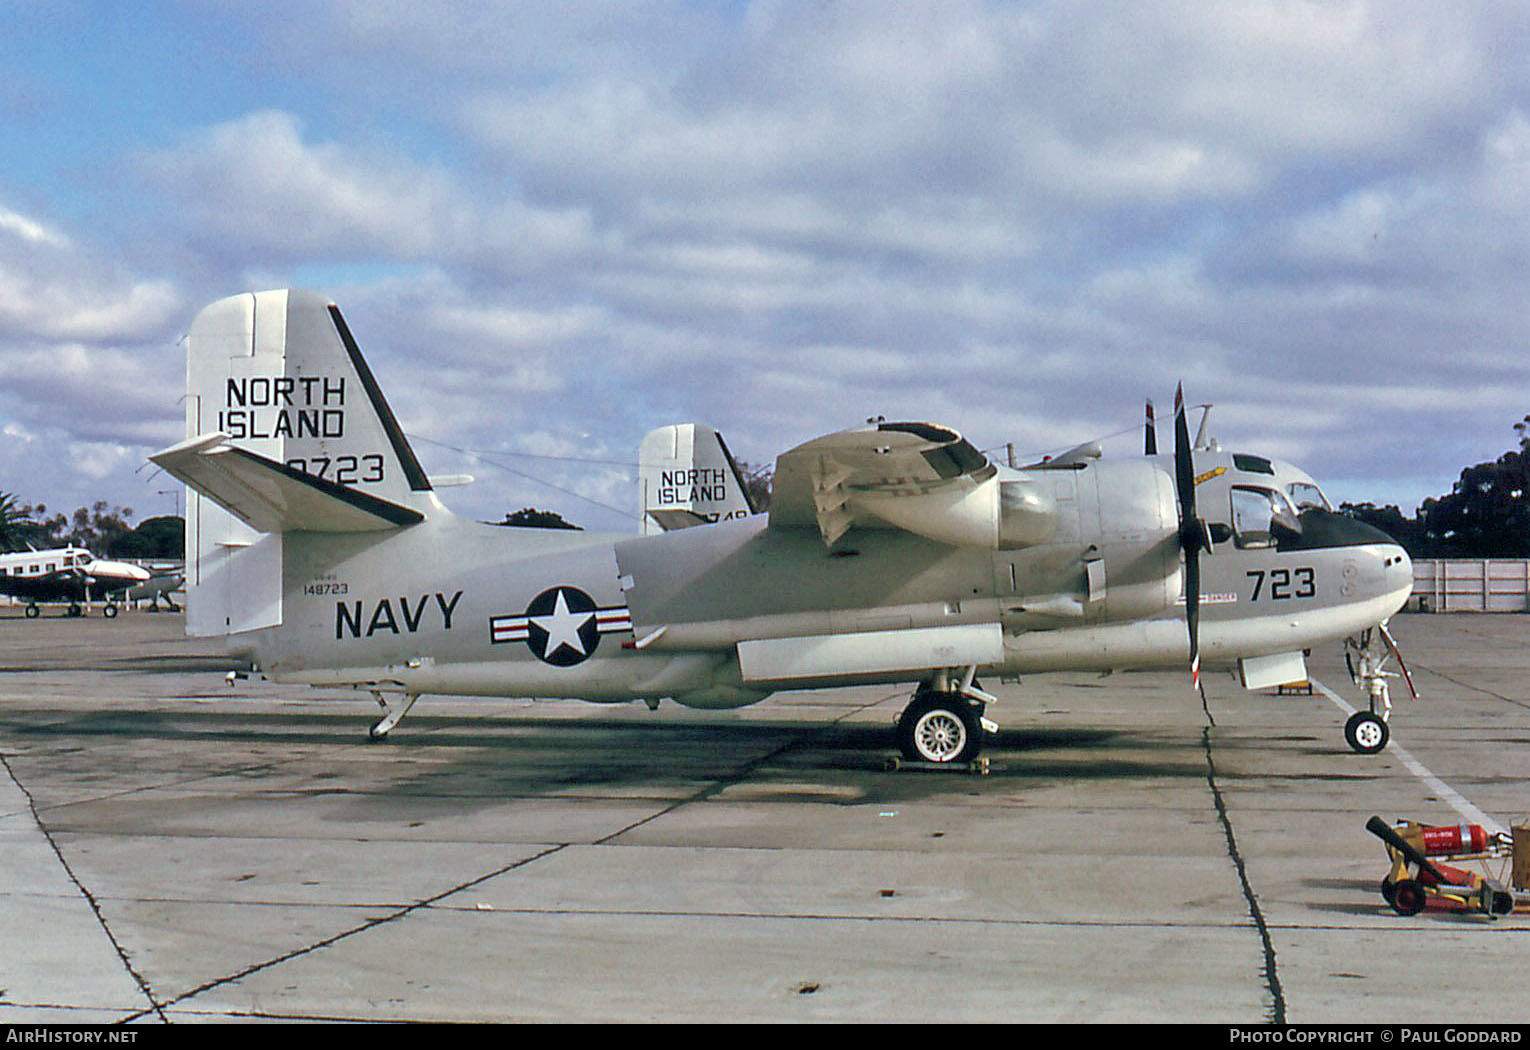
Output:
[
  {"xmin": 1174, "ymin": 384, "xmax": 1202, "ymax": 692},
  {"xmin": 1185, "ymin": 528, "xmax": 1201, "ymax": 692},
  {"xmin": 1173, "ymin": 385, "xmax": 1195, "ymax": 520},
  {"xmin": 1144, "ymin": 399, "xmax": 1158, "ymax": 455}
]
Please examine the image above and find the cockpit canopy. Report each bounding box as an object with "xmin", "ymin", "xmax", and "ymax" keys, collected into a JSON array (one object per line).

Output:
[{"xmin": 1197, "ymin": 454, "xmax": 1337, "ymax": 550}]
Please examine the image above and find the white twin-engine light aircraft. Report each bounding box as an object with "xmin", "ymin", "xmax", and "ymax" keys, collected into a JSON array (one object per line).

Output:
[
  {"xmin": 151, "ymin": 290, "xmax": 1417, "ymax": 763},
  {"xmin": 0, "ymin": 546, "xmax": 153, "ymax": 618}
]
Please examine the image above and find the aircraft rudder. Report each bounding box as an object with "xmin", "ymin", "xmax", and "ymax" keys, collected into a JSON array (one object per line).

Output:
[
  {"xmin": 192, "ymin": 289, "xmax": 432, "ymax": 506},
  {"xmin": 178, "ymin": 289, "xmax": 436, "ymax": 636},
  {"xmin": 639, "ymin": 423, "xmax": 756, "ymax": 534}
]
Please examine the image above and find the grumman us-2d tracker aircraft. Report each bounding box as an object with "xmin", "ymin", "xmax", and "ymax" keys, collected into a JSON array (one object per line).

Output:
[{"xmin": 151, "ymin": 290, "xmax": 1418, "ymax": 765}]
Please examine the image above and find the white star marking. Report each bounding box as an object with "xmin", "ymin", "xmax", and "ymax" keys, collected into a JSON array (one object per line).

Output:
[{"xmin": 531, "ymin": 590, "xmax": 595, "ymax": 658}]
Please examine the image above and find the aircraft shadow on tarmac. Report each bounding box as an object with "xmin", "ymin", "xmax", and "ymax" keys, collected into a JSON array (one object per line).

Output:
[{"xmin": 1, "ymin": 704, "xmax": 1211, "ymax": 809}]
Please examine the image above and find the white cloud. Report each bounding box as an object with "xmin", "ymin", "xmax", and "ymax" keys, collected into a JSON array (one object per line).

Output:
[
  {"xmin": 5, "ymin": 2, "xmax": 1530, "ymax": 525},
  {"xmin": 0, "ymin": 205, "xmax": 69, "ymax": 248}
]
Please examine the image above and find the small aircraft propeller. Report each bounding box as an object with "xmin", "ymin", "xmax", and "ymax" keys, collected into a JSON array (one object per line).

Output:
[{"xmin": 1173, "ymin": 384, "xmax": 1210, "ymax": 694}]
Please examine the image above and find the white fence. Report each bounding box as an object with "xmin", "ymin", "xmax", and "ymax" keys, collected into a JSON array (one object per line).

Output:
[{"xmin": 1410, "ymin": 560, "xmax": 1530, "ymax": 613}]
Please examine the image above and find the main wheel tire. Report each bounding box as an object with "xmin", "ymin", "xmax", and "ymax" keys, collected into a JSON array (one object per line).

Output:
[
  {"xmin": 1344, "ymin": 711, "xmax": 1389, "ymax": 754},
  {"xmin": 897, "ymin": 694, "xmax": 982, "ymax": 764}
]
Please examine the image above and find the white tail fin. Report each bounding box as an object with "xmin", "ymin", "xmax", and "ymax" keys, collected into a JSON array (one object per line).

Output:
[
  {"xmin": 161, "ymin": 289, "xmax": 433, "ymax": 636},
  {"xmin": 638, "ymin": 424, "xmax": 756, "ymax": 534}
]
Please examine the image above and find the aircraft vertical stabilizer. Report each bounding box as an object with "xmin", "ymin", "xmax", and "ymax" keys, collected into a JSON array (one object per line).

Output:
[
  {"xmin": 638, "ymin": 423, "xmax": 756, "ymax": 534},
  {"xmin": 174, "ymin": 289, "xmax": 434, "ymax": 637}
]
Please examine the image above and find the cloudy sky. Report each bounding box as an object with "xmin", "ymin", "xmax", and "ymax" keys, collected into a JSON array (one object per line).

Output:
[{"xmin": 2, "ymin": 1, "xmax": 1528, "ymax": 533}]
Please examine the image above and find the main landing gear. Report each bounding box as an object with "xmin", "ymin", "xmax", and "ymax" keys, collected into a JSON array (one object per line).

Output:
[
  {"xmin": 895, "ymin": 669, "xmax": 998, "ymax": 766},
  {"xmin": 24, "ymin": 601, "xmax": 119, "ymax": 618}
]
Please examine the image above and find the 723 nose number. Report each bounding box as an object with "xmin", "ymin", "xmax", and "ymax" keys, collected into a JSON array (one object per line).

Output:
[{"xmin": 1246, "ymin": 567, "xmax": 1315, "ymax": 601}]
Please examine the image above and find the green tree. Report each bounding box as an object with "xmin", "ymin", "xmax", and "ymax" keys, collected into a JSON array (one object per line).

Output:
[
  {"xmin": 735, "ymin": 459, "xmax": 773, "ymax": 513},
  {"xmin": 494, "ymin": 508, "xmax": 582, "ymax": 530},
  {"xmin": 0, "ymin": 491, "xmax": 38, "ymax": 552},
  {"xmin": 107, "ymin": 516, "xmax": 185, "ymax": 559},
  {"xmin": 1417, "ymin": 440, "xmax": 1530, "ymax": 557},
  {"xmin": 1338, "ymin": 502, "xmax": 1425, "ymax": 554},
  {"xmin": 1348, "ymin": 415, "xmax": 1530, "ymax": 558},
  {"xmin": 62, "ymin": 501, "xmax": 136, "ymax": 554}
]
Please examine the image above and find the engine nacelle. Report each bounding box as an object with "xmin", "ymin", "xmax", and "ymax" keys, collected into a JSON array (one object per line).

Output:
[
  {"xmin": 999, "ymin": 459, "xmax": 1182, "ymax": 627},
  {"xmin": 854, "ymin": 473, "xmax": 1061, "ymax": 550}
]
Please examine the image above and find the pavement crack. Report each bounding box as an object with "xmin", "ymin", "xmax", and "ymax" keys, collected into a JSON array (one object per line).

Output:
[
  {"xmin": 120, "ymin": 843, "xmax": 566, "ymax": 1022},
  {"xmin": 1201, "ymin": 725, "xmax": 1287, "ymax": 1025},
  {"xmin": 1, "ymin": 750, "xmax": 166, "ymax": 1023}
]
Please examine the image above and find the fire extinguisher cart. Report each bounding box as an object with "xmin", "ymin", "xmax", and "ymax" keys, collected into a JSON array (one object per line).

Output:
[{"xmin": 1367, "ymin": 815, "xmax": 1530, "ymax": 918}]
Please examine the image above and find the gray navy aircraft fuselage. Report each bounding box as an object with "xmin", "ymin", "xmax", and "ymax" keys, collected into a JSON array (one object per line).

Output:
[{"xmin": 153, "ymin": 290, "xmax": 1414, "ymax": 762}]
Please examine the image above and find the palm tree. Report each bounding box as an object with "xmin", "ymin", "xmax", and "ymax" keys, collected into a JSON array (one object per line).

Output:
[{"xmin": 0, "ymin": 491, "xmax": 38, "ymax": 552}]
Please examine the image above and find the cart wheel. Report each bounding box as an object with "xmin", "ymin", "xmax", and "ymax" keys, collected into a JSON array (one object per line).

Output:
[
  {"xmin": 1344, "ymin": 711, "xmax": 1389, "ymax": 754},
  {"xmin": 1390, "ymin": 879, "xmax": 1426, "ymax": 916},
  {"xmin": 1380, "ymin": 878, "xmax": 1396, "ymax": 906}
]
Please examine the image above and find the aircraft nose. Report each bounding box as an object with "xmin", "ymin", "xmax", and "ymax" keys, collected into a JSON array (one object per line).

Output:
[
  {"xmin": 105, "ymin": 561, "xmax": 153, "ymax": 581},
  {"xmin": 1382, "ymin": 543, "xmax": 1413, "ymax": 600}
]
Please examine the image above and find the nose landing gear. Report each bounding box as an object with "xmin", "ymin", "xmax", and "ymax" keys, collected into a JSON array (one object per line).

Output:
[{"xmin": 1343, "ymin": 622, "xmax": 1417, "ymax": 754}]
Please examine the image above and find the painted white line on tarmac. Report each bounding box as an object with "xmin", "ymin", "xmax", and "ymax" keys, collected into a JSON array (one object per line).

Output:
[{"xmin": 1310, "ymin": 677, "xmax": 1506, "ymax": 835}]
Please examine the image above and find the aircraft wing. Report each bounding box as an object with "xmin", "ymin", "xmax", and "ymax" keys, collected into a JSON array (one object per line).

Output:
[
  {"xmin": 768, "ymin": 421, "xmax": 1000, "ymax": 547},
  {"xmin": 151, "ymin": 433, "xmax": 424, "ymax": 534}
]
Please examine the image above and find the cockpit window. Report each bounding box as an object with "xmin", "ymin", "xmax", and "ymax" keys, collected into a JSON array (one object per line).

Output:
[
  {"xmin": 1286, "ymin": 482, "xmax": 1331, "ymax": 512},
  {"xmin": 1233, "ymin": 453, "xmax": 1275, "ymax": 475},
  {"xmin": 1231, "ymin": 486, "xmax": 1301, "ymax": 549}
]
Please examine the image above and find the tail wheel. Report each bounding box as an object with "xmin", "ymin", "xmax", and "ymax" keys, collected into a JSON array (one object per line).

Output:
[{"xmin": 898, "ymin": 693, "xmax": 982, "ymax": 764}]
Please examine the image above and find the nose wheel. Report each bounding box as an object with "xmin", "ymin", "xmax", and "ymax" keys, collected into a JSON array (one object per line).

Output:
[
  {"xmin": 1344, "ymin": 710, "xmax": 1390, "ymax": 754},
  {"xmin": 1343, "ymin": 623, "xmax": 1415, "ymax": 754}
]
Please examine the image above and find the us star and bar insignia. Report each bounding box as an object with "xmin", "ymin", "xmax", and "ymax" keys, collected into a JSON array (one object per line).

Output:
[{"xmin": 490, "ymin": 586, "xmax": 633, "ymax": 666}]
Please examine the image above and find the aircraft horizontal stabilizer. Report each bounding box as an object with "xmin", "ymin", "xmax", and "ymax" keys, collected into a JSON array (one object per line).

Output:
[{"xmin": 151, "ymin": 433, "xmax": 424, "ymax": 534}]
